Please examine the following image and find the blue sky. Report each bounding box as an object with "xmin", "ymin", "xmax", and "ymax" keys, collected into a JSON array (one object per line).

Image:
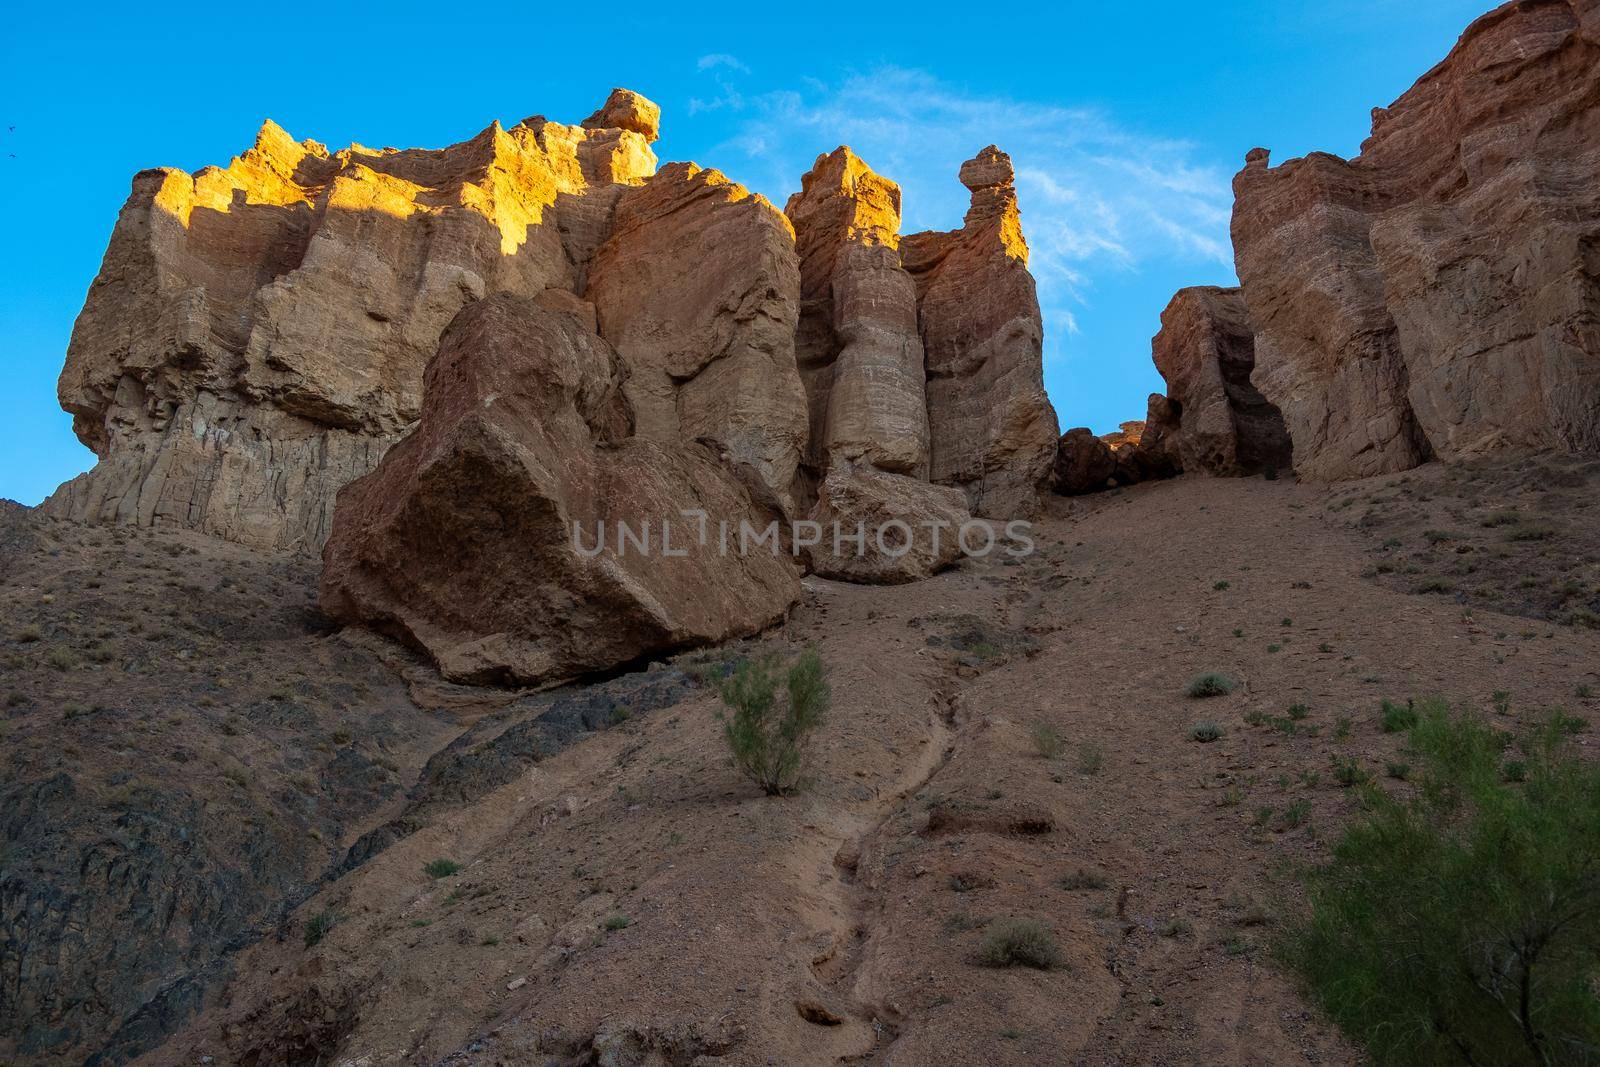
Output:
[{"xmin": 0, "ymin": 0, "xmax": 1490, "ymax": 505}]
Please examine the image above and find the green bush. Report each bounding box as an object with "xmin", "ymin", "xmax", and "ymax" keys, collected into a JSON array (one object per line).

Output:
[
  {"xmin": 1380, "ymin": 699, "xmax": 1419, "ymax": 733},
  {"xmin": 304, "ymin": 909, "xmax": 338, "ymax": 948},
  {"xmin": 1278, "ymin": 700, "xmax": 1600, "ymax": 1066},
  {"xmin": 976, "ymin": 919, "xmax": 1064, "ymax": 969},
  {"xmin": 423, "ymin": 858, "xmax": 461, "ymax": 879},
  {"xmin": 718, "ymin": 647, "xmax": 829, "ymax": 796},
  {"xmin": 1187, "ymin": 673, "xmax": 1236, "ymax": 699},
  {"xmin": 1190, "ymin": 721, "xmax": 1224, "ymax": 743}
]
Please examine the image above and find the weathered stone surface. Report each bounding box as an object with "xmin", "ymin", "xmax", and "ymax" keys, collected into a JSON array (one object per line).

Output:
[
  {"xmin": 582, "ymin": 88, "xmax": 662, "ymax": 143},
  {"xmin": 1130, "ymin": 393, "xmax": 1184, "ymax": 481},
  {"xmin": 1052, "ymin": 428, "xmax": 1117, "ymax": 495},
  {"xmin": 1231, "ymin": 0, "xmax": 1600, "ymax": 479},
  {"xmin": 806, "ymin": 465, "xmax": 970, "ymax": 584},
  {"xmin": 1151, "ymin": 286, "xmax": 1292, "ymax": 476},
  {"xmin": 902, "ymin": 146, "xmax": 1060, "ymax": 518},
  {"xmin": 786, "ymin": 147, "xmax": 931, "ymax": 480},
  {"xmin": 320, "ymin": 295, "xmax": 799, "ymax": 686},
  {"xmin": 586, "ymin": 163, "xmax": 809, "ymax": 512},
  {"xmin": 46, "ymin": 96, "xmax": 660, "ymax": 552}
]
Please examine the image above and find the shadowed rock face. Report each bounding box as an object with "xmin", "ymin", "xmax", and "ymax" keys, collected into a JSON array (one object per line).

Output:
[
  {"xmin": 1151, "ymin": 286, "xmax": 1292, "ymax": 476},
  {"xmin": 319, "ymin": 294, "xmax": 800, "ymax": 687},
  {"xmin": 46, "ymin": 99, "xmax": 660, "ymax": 553},
  {"xmin": 1231, "ymin": 0, "xmax": 1600, "ymax": 480}
]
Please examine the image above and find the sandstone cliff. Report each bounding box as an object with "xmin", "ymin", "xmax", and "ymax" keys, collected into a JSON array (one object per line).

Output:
[
  {"xmin": 902, "ymin": 147, "xmax": 1061, "ymax": 518},
  {"xmin": 1230, "ymin": 0, "xmax": 1600, "ymax": 479},
  {"xmin": 45, "ymin": 93, "xmax": 660, "ymax": 552}
]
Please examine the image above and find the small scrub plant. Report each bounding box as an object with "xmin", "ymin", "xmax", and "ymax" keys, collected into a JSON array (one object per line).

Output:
[
  {"xmin": 1333, "ymin": 758, "xmax": 1370, "ymax": 787},
  {"xmin": 1278, "ymin": 700, "xmax": 1600, "ymax": 1066},
  {"xmin": 1060, "ymin": 868, "xmax": 1108, "ymax": 891},
  {"xmin": 603, "ymin": 914, "xmax": 630, "ymax": 931},
  {"xmin": 1333, "ymin": 717, "xmax": 1354, "ymax": 742},
  {"xmin": 1187, "ymin": 673, "xmax": 1236, "ymax": 699},
  {"xmin": 1385, "ymin": 762, "xmax": 1411, "ymax": 781},
  {"xmin": 1379, "ymin": 699, "xmax": 1418, "ymax": 733},
  {"xmin": 16, "ymin": 624, "xmax": 41, "ymax": 643},
  {"xmin": 1280, "ymin": 800, "xmax": 1311, "ymax": 830},
  {"xmin": 717, "ymin": 646, "xmax": 830, "ymax": 797},
  {"xmin": 1190, "ymin": 721, "xmax": 1224, "ymax": 744},
  {"xmin": 976, "ymin": 919, "xmax": 1065, "ymax": 970},
  {"xmin": 1030, "ymin": 721, "xmax": 1063, "ymax": 759},
  {"xmin": 1076, "ymin": 744, "xmax": 1104, "ymax": 776},
  {"xmin": 1492, "ymin": 690, "xmax": 1513, "ymax": 716},
  {"xmin": 1416, "ymin": 577, "xmax": 1456, "ymax": 594},
  {"xmin": 1287, "ymin": 703, "xmax": 1310, "ymax": 721},
  {"xmin": 304, "ymin": 909, "xmax": 338, "ymax": 948},
  {"xmin": 423, "ymin": 858, "xmax": 461, "ymax": 879},
  {"xmin": 1213, "ymin": 580, "xmax": 1231, "ymax": 591}
]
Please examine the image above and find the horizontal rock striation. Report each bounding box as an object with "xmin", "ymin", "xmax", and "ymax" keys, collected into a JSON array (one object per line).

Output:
[
  {"xmin": 1230, "ymin": 0, "xmax": 1600, "ymax": 480},
  {"xmin": 46, "ymin": 98, "xmax": 659, "ymax": 552}
]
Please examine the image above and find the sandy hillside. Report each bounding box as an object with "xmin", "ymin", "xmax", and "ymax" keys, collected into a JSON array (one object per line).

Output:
[{"xmin": 36, "ymin": 459, "xmax": 1575, "ymax": 1067}]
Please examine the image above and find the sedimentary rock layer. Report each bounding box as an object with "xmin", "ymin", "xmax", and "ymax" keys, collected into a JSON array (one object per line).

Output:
[
  {"xmin": 47, "ymin": 97, "xmax": 660, "ymax": 551},
  {"xmin": 1230, "ymin": 0, "xmax": 1600, "ymax": 479},
  {"xmin": 902, "ymin": 147, "xmax": 1060, "ymax": 518}
]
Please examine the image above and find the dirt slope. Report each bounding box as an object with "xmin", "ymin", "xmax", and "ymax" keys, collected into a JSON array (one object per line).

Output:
[{"xmin": 114, "ymin": 463, "xmax": 1597, "ymax": 1067}]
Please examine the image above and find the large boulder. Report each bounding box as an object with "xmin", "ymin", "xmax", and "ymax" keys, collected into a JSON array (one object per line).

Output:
[
  {"xmin": 805, "ymin": 465, "xmax": 969, "ymax": 584},
  {"xmin": 585, "ymin": 163, "xmax": 809, "ymax": 513},
  {"xmin": 46, "ymin": 96, "xmax": 661, "ymax": 552},
  {"xmin": 1230, "ymin": 0, "xmax": 1600, "ymax": 479},
  {"xmin": 1151, "ymin": 286, "xmax": 1292, "ymax": 476},
  {"xmin": 1052, "ymin": 428, "xmax": 1117, "ymax": 495},
  {"xmin": 902, "ymin": 147, "xmax": 1060, "ymax": 518},
  {"xmin": 319, "ymin": 295, "xmax": 800, "ymax": 686}
]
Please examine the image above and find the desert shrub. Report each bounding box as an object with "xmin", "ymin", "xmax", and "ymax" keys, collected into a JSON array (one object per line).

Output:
[
  {"xmin": 304, "ymin": 909, "xmax": 338, "ymax": 948},
  {"xmin": 1187, "ymin": 673, "xmax": 1236, "ymax": 699},
  {"xmin": 1278, "ymin": 700, "xmax": 1600, "ymax": 1066},
  {"xmin": 423, "ymin": 858, "xmax": 461, "ymax": 879},
  {"xmin": 1380, "ymin": 699, "xmax": 1419, "ymax": 733},
  {"xmin": 1190, "ymin": 722, "xmax": 1224, "ymax": 743},
  {"xmin": 16, "ymin": 624, "xmax": 41, "ymax": 643},
  {"xmin": 976, "ymin": 919, "xmax": 1064, "ymax": 969},
  {"xmin": 1076, "ymin": 744, "xmax": 1104, "ymax": 775},
  {"xmin": 1287, "ymin": 703, "xmax": 1310, "ymax": 721},
  {"xmin": 1030, "ymin": 721, "xmax": 1063, "ymax": 759},
  {"xmin": 718, "ymin": 647, "xmax": 829, "ymax": 796},
  {"xmin": 1060, "ymin": 868, "xmax": 1108, "ymax": 890},
  {"xmin": 603, "ymin": 914, "xmax": 630, "ymax": 931},
  {"xmin": 1332, "ymin": 758, "xmax": 1371, "ymax": 787}
]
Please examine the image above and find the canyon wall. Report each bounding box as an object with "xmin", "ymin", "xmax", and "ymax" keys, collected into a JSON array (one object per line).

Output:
[{"xmin": 1226, "ymin": 0, "xmax": 1600, "ymax": 480}]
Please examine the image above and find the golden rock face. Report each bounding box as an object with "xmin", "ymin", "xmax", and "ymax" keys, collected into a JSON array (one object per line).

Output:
[
  {"xmin": 46, "ymin": 95, "xmax": 661, "ymax": 553},
  {"xmin": 48, "ymin": 89, "xmax": 1062, "ymax": 566}
]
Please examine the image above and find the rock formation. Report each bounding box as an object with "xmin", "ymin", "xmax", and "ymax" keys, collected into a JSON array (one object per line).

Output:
[
  {"xmin": 1150, "ymin": 286, "xmax": 1292, "ymax": 476},
  {"xmin": 585, "ymin": 162, "xmax": 809, "ymax": 512},
  {"xmin": 784, "ymin": 147, "xmax": 981, "ymax": 581},
  {"xmin": 902, "ymin": 147, "xmax": 1060, "ymax": 518},
  {"xmin": 46, "ymin": 86, "xmax": 1065, "ymax": 655},
  {"xmin": 320, "ymin": 295, "xmax": 799, "ymax": 686},
  {"xmin": 1230, "ymin": 0, "xmax": 1600, "ymax": 480},
  {"xmin": 1052, "ymin": 428, "xmax": 1118, "ymax": 495},
  {"xmin": 46, "ymin": 95, "xmax": 661, "ymax": 552}
]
